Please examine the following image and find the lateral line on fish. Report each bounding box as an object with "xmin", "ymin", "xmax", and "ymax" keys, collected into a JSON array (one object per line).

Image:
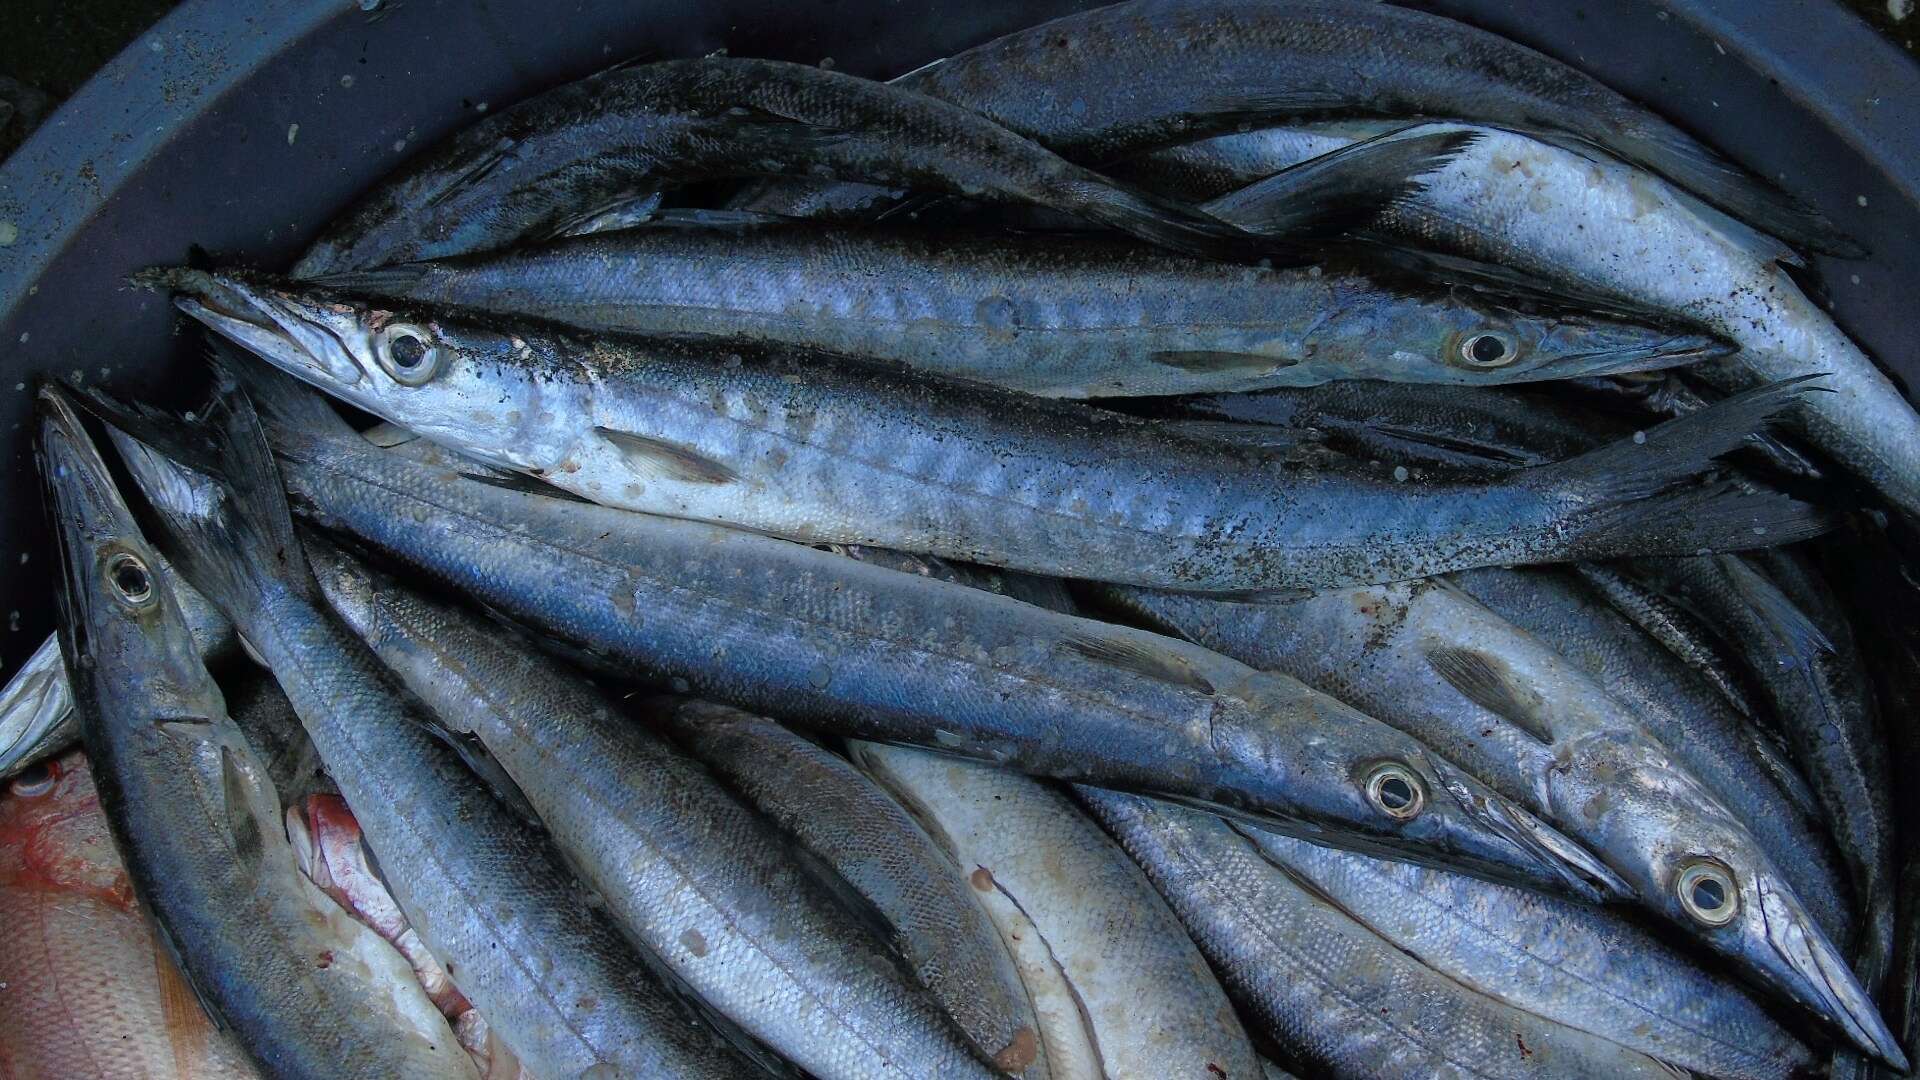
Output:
[
  {"xmin": 292, "ymin": 447, "xmax": 1224, "ymax": 757},
  {"xmin": 375, "ymin": 593, "xmax": 908, "ymax": 1062}
]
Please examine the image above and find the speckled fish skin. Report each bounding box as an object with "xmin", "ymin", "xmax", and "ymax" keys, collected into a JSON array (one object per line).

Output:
[
  {"xmin": 37, "ymin": 386, "xmax": 477, "ymax": 1080},
  {"xmin": 2, "ymin": 562, "xmax": 231, "ymax": 781},
  {"xmin": 1626, "ymin": 553, "xmax": 1896, "ymax": 1007},
  {"xmin": 0, "ymin": 750, "xmax": 261, "ymax": 1080},
  {"xmin": 313, "ymin": 225, "xmax": 1726, "ymax": 398},
  {"xmin": 292, "ymin": 55, "xmax": 1224, "ymax": 277},
  {"xmin": 222, "ymin": 367, "xmax": 1628, "ymax": 903},
  {"xmin": 101, "ymin": 394, "xmax": 776, "ymax": 1080},
  {"xmin": 1084, "ymin": 792, "xmax": 1681, "ymax": 1080},
  {"xmin": 305, "ymin": 540, "xmax": 1001, "ymax": 1080},
  {"xmin": 1096, "ymin": 579, "xmax": 1905, "ymax": 1067},
  {"xmin": 1244, "ymin": 824, "xmax": 1814, "ymax": 1079},
  {"xmin": 753, "ymin": 0, "xmax": 1837, "ymax": 249},
  {"xmin": 851, "ymin": 745, "xmax": 1262, "ymax": 1080},
  {"xmin": 1450, "ymin": 564, "xmax": 1851, "ymax": 943},
  {"xmin": 668, "ymin": 703, "xmax": 1048, "ymax": 1077},
  {"xmin": 167, "ymin": 269, "xmax": 1824, "ymax": 594},
  {"xmin": 1130, "ymin": 118, "xmax": 1920, "ymax": 525}
]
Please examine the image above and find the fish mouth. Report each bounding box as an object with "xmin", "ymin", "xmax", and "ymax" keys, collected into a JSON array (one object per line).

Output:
[
  {"xmin": 1423, "ymin": 755, "xmax": 1632, "ymax": 903},
  {"xmin": 1754, "ymin": 874, "xmax": 1909, "ymax": 1069},
  {"xmin": 1537, "ymin": 328, "xmax": 1736, "ymax": 379},
  {"xmin": 146, "ymin": 268, "xmax": 369, "ymax": 396}
]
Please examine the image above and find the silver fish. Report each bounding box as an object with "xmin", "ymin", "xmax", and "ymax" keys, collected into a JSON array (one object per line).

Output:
[
  {"xmin": 210, "ymin": 358, "xmax": 1628, "ymax": 901},
  {"xmin": 1097, "ymin": 578, "xmax": 1905, "ymax": 1067},
  {"xmin": 1085, "ymin": 792, "xmax": 1682, "ymax": 1080},
  {"xmin": 306, "ymin": 538, "xmax": 999, "ymax": 1080},
  {"xmin": 291, "ymin": 55, "xmax": 1242, "ymax": 277},
  {"xmin": 1243, "ymin": 826, "xmax": 1814, "ymax": 1079},
  {"xmin": 2, "ymin": 556, "xmax": 232, "ymax": 780},
  {"xmin": 852, "ymin": 744, "xmax": 1262, "ymax": 1080},
  {"xmin": 312, "ymin": 223, "xmax": 1728, "ymax": 398},
  {"xmin": 1450, "ymin": 565, "xmax": 1851, "ymax": 944},
  {"xmin": 99, "ymin": 385, "xmax": 782, "ymax": 1079},
  {"xmin": 669, "ymin": 704, "xmax": 1047, "ymax": 1077},
  {"xmin": 1130, "ymin": 119, "xmax": 1920, "ymax": 527},
  {"xmin": 38, "ymin": 386, "xmax": 477, "ymax": 1080},
  {"xmin": 161, "ymin": 268, "xmax": 1826, "ymax": 594}
]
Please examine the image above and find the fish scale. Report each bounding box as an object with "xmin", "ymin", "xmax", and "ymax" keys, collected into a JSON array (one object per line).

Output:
[
  {"xmin": 192, "ymin": 360, "xmax": 1631, "ymax": 903},
  {"xmin": 306, "ymin": 539, "xmax": 1003, "ymax": 1080},
  {"xmin": 39, "ymin": 387, "xmax": 477, "ymax": 1080},
  {"xmin": 101, "ymin": 393, "xmax": 781, "ymax": 1080}
]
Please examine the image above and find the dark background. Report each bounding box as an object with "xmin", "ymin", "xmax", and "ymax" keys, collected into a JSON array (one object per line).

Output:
[{"xmin": 2, "ymin": 0, "xmax": 1913, "ymax": 159}]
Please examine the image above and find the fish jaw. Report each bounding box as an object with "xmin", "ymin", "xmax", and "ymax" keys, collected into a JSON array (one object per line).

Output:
[
  {"xmin": 1529, "ymin": 324, "xmax": 1734, "ymax": 381},
  {"xmin": 157, "ymin": 268, "xmax": 379, "ymax": 402},
  {"xmin": 1747, "ymin": 872, "xmax": 1909, "ymax": 1069},
  {"xmin": 1409, "ymin": 752, "xmax": 1631, "ymax": 903}
]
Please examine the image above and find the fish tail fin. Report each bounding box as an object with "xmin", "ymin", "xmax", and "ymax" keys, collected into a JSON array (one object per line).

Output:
[
  {"xmin": 101, "ymin": 370, "xmax": 315, "ymax": 630},
  {"xmin": 1524, "ymin": 375, "xmax": 1837, "ymax": 556},
  {"xmin": 1602, "ymin": 121, "xmax": 1865, "ymax": 258},
  {"xmin": 1201, "ymin": 125, "xmax": 1483, "ymax": 237}
]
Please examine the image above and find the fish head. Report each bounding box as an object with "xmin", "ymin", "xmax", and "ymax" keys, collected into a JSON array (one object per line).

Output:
[
  {"xmin": 1626, "ymin": 782, "xmax": 1906, "ymax": 1069},
  {"xmin": 1337, "ymin": 746, "xmax": 1633, "ymax": 904},
  {"xmin": 37, "ymin": 385, "xmax": 210, "ymax": 723},
  {"xmin": 1239, "ymin": 684, "xmax": 1629, "ymax": 903},
  {"xmin": 156, "ymin": 268, "xmax": 583, "ymax": 474},
  {"xmin": 1347, "ymin": 287, "xmax": 1732, "ymax": 385}
]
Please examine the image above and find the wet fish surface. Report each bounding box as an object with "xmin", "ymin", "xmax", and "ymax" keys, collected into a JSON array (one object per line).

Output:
[
  {"xmin": 293, "ymin": 55, "xmax": 1236, "ymax": 276},
  {"xmin": 669, "ymin": 703, "xmax": 1047, "ymax": 1076},
  {"xmin": 1095, "ymin": 577, "xmax": 1905, "ymax": 1066},
  {"xmin": 748, "ymin": 0, "xmax": 1840, "ymax": 251},
  {"xmin": 314, "ymin": 223, "xmax": 1726, "ymax": 398},
  {"xmin": 1086, "ymin": 792, "xmax": 1682, "ymax": 1080},
  {"xmin": 306, "ymin": 538, "xmax": 1004, "ymax": 1080},
  {"xmin": 40, "ymin": 386, "xmax": 478, "ymax": 1080},
  {"xmin": 1242, "ymin": 823, "xmax": 1814, "ymax": 1079},
  {"xmin": 211, "ymin": 361, "xmax": 1629, "ymax": 901},
  {"xmin": 1127, "ymin": 119, "xmax": 1920, "ymax": 524},
  {"xmin": 100, "ymin": 384, "xmax": 782, "ymax": 1079},
  {"xmin": 1450, "ymin": 564, "xmax": 1850, "ymax": 942},
  {"xmin": 853, "ymin": 745, "xmax": 1263, "ymax": 1080},
  {"xmin": 165, "ymin": 268, "xmax": 1825, "ymax": 594}
]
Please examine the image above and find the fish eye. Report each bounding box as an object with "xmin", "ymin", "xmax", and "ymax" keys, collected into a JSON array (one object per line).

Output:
[
  {"xmin": 1675, "ymin": 859, "xmax": 1740, "ymax": 926},
  {"xmin": 375, "ymin": 323, "xmax": 445, "ymax": 386},
  {"xmin": 1457, "ymin": 331, "xmax": 1519, "ymax": 369},
  {"xmin": 103, "ymin": 551, "xmax": 155, "ymax": 608},
  {"xmin": 1364, "ymin": 761, "xmax": 1426, "ymax": 820},
  {"xmin": 8, "ymin": 761, "xmax": 57, "ymax": 798}
]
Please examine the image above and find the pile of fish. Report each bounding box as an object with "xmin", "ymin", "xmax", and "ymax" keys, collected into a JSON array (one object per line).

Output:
[{"xmin": 7, "ymin": 1, "xmax": 1919, "ymax": 1077}]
